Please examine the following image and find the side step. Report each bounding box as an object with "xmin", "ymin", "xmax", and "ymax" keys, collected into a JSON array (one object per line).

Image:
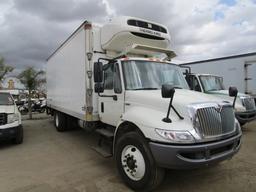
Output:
[
  {"xmin": 95, "ymin": 128, "xmax": 114, "ymax": 139},
  {"xmin": 91, "ymin": 146, "xmax": 112, "ymax": 158},
  {"xmin": 92, "ymin": 128, "xmax": 115, "ymax": 158}
]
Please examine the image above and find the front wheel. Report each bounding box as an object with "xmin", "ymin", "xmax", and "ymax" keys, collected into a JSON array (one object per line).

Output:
[
  {"xmin": 13, "ymin": 126, "xmax": 23, "ymax": 144},
  {"xmin": 115, "ymin": 131, "xmax": 165, "ymax": 191},
  {"xmin": 239, "ymin": 122, "xmax": 246, "ymax": 127}
]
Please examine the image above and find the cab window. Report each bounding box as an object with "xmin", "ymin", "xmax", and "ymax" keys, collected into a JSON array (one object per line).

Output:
[
  {"xmin": 104, "ymin": 64, "xmax": 114, "ymax": 90},
  {"xmin": 103, "ymin": 63, "xmax": 122, "ymax": 93},
  {"xmin": 114, "ymin": 63, "xmax": 122, "ymax": 93},
  {"xmin": 186, "ymin": 75, "xmax": 201, "ymax": 92},
  {"xmin": 193, "ymin": 76, "xmax": 201, "ymax": 92}
]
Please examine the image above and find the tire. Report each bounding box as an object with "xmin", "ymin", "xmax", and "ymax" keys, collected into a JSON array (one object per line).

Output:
[
  {"xmin": 115, "ymin": 131, "xmax": 165, "ymax": 191},
  {"xmin": 239, "ymin": 122, "xmax": 246, "ymax": 127},
  {"xmin": 13, "ymin": 126, "xmax": 23, "ymax": 144},
  {"xmin": 54, "ymin": 111, "xmax": 67, "ymax": 132},
  {"xmin": 39, "ymin": 108, "xmax": 46, "ymax": 113}
]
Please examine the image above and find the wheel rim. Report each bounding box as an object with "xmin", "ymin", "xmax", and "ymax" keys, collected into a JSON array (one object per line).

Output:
[
  {"xmin": 55, "ymin": 114, "xmax": 59, "ymax": 127},
  {"xmin": 121, "ymin": 145, "xmax": 146, "ymax": 181}
]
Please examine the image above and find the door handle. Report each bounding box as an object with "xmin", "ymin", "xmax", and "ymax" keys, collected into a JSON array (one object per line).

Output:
[{"xmin": 98, "ymin": 94, "xmax": 117, "ymax": 101}]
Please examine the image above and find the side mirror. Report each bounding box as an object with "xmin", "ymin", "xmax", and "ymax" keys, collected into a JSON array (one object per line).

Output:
[
  {"xmin": 229, "ymin": 86, "xmax": 238, "ymax": 108},
  {"xmin": 161, "ymin": 84, "xmax": 175, "ymax": 98},
  {"xmin": 229, "ymin": 86, "xmax": 238, "ymax": 97},
  {"xmin": 161, "ymin": 84, "xmax": 184, "ymax": 123},
  {"xmin": 94, "ymin": 62, "xmax": 103, "ymax": 83},
  {"xmin": 94, "ymin": 83, "xmax": 104, "ymax": 93}
]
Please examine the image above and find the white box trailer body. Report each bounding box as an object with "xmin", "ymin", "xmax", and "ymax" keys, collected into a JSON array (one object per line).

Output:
[
  {"xmin": 46, "ymin": 17, "xmax": 242, "ymax": 190},
  {"xmin": 180, "ymin": 52, "xmax": 256, "ymax": 99},
  {"xmin": 47, "ymin": 25, "xmax": 88, "ymax": 120},
  {"xmin": 47, "ymin": 23, "xmax": 104, "ymax": 121}
]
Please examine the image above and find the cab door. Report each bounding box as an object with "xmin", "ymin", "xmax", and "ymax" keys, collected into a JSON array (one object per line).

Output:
[{"xmin": 98, "ymin": 62, "xmax": 124, "ymax": 126}]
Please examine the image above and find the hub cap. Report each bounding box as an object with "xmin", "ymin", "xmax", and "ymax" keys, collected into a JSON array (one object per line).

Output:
[{"xmin": 121, "ymin": 145, "xmax": 146, "ymax": 181}]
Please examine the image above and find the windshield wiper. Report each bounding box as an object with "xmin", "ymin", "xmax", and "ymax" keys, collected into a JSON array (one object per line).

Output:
[{"xmin": 133, "ymin": 88, "xmax": 159, "ymax": 90}]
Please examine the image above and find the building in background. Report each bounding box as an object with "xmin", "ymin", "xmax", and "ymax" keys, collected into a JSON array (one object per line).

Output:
[{"xmin": 0, "ymin": 76, "xmax": 27, "ymax": 100}]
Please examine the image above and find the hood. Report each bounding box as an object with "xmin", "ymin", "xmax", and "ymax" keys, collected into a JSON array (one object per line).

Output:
[
  {"xmin": 207, "ymin": 90, "xmax": 247, "ymax": 111},
  {"xmin": 125, "ymin": 89, "xmax": 231, "ymax": 120},
  {"xmin": 0, "ymin": 105, "xmax": 16, "ymax": 114},
  {"xmin": 207, "ymin": 90, "xmax": 247, "ymax": 97}
]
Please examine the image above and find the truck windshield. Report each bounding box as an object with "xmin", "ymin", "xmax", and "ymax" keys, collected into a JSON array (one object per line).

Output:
[
  {"xmin": 0, "ymin": 93, "xmax": 14, "ymax": 105},
  {"xmin": 199, "ymin": 76, "xmax": 225, "ymax": 92},
  {"xmin": 122, "ymin": 60, "xmax": 189, "ymax": 90}
]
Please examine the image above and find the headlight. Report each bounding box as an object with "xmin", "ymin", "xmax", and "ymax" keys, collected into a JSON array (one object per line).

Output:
[
  {"xmin": 7, "ymin": 113, "xmax": 19, "ymax": 124},
  {"xmin": 155, "ymin": 128, "xmax": 195, "ymax": 143}
]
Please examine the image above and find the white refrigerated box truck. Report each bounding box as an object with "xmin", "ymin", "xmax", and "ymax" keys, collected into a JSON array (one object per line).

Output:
[{"xmin": 47, "ymin": 16, "xmax": 242, "ymax": 190}]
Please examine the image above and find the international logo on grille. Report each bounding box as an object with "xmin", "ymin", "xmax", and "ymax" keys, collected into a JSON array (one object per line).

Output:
[{"xmin": 214, "ymin": 104, "xmax": 223, "ymax": 113}]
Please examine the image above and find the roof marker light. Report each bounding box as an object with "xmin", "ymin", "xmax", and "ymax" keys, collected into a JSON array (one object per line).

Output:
[{"xmin": 84, "ymin": 23, "xmax": 92, "ymax": 30}]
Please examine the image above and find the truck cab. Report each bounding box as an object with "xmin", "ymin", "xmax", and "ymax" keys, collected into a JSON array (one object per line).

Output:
[
  {"xmin": 0, "ymin": 91, "xmax": 23, "ymax": 144},
  {"xmin": 94, "ymin": 56, "xmax": 242, "ymax": 190},
  {"xmin": 185, "ymin": 73, "xmax": 256, "ymax": 125}
]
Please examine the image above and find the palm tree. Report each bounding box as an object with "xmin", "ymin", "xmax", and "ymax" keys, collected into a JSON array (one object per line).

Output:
[
  {"xmin": 0, "ymin": 57, "xmax": 14, "ymax": 86},
  {"xmin": 18, "ymin": 67, "xmax": 46, "ymax": 119}
]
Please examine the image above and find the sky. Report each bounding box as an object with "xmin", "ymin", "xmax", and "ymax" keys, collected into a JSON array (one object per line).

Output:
[{"xmin": 0, "ymin": 0, "xmax": 256, "ymax": 74}]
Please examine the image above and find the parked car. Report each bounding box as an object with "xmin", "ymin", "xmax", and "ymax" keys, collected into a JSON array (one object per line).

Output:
[{"xmin": 0, "ymin": 91, "xmax": 23, "ymax": 144}]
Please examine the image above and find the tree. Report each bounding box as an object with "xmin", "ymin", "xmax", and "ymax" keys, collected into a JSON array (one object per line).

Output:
[
  {"xmin": 18, "ymin": 67, "xmax": 46, "ymax": 119},
  {"xmin": 0, "ymin": 57, "xmax": 14, "ymax": 85}
]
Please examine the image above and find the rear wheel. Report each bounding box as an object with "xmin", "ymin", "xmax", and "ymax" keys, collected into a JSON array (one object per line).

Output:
[
  {"xmin": 115, "ymin": 131, "xmax": 165, "ymax": 191},
  {"xmin": 54, "ymin": 111, "xmax": 67, "ymax": 132}
]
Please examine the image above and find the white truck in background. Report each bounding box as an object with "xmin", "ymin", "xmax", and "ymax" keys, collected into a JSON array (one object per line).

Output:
[
  {"xmin": 46, "ymin": 17, "xmax": 242, "ymax": 190},
  {"xmin": 183, "ymin": 71, "xmax": 256, "ymax": 126},
  {"xmin": 180, "ymin": 52, "xmax": 256, "ymax": 101},
  {"xmin": 0, "ymin": 91, "xmax": 23, "ymax": 144}
]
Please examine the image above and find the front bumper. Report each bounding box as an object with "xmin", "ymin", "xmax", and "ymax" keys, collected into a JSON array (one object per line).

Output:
[
  {"xmin": 149, "ymin": 133, "xmax": 242, "ymax": 169},
  {"xmin": 235, "ymin": 110, "xmax": 256, "ymax": 124},
  {"xmin": 0, "ymin": 125, "xmax": 21, "ymax": 140}
]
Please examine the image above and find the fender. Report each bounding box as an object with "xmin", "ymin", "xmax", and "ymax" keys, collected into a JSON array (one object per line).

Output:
[{"xmin": 113, "ymin": 106, "xmax": 192, "ymax": 154}]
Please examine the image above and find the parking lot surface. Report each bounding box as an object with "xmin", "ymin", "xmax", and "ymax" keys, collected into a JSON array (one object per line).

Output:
[{"xmin": 0, "ymin": 114, "xmax": 255, "ymax": 192}]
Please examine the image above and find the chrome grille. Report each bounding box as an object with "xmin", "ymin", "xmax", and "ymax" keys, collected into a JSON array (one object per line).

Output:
[
  {"xmin": 241, "ymin": 97, "xmax": 256, "ymax": 111},
  {"xmin": 196, "ymin": 105, "xmax": 235, "ymax": 138},
  {"xmin": 0, "ymin": 113, "xmax": 7, "ymax": 125}
]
